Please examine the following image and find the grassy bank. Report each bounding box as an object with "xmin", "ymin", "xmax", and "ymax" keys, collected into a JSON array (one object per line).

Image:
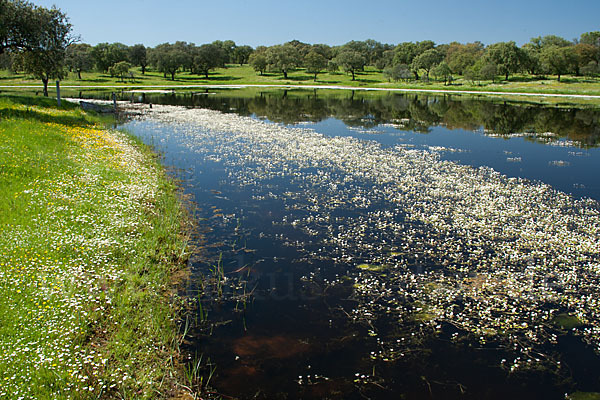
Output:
[
  {"xmin": 2, "ymin": 65, "xmax": 600, "ymax": 98},
  {"xmin": 0, "ymin": 95, "xmax": 189, "ymax": 398}
]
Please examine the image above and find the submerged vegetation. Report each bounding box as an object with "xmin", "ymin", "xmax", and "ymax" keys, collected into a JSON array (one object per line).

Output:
[
  {"xmin": 126, "ymin": 103, "xmax": 600, "ymax": 397},
  {"xmin": 0, "ymin": 95, "xmax": 189, "ymax": 398}
]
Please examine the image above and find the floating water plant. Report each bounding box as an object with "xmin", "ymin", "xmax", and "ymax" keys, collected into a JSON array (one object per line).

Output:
[
  {"xmin": 567, "ymin": 392, "xmax": 600, "ymax": 400},
  {"xmin": 129, "ymin": 103, "xmax": 600, "ymax": 382},
  {"xmin": 552, "ymin": 313, "xmax": 583, "ymax": 330},
  {"xmin": 356, "ymin": 263, "xmax": 387, "ymax": 272}
]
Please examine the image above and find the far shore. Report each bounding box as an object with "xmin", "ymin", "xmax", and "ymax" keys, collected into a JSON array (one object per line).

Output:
[{"xmin": 4, "ymin": 83, "xmax": 600, "ymax": 100}]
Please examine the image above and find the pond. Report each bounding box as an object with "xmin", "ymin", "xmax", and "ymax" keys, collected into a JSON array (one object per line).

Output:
[{"xmin": 108, "ymin": 89, "xmax": 600, "ymax": 399}]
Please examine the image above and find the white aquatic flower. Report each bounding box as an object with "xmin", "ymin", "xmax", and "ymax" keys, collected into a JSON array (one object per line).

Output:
[{"xmin": 136, "ymin": 104, "xmax": 600, "ymax": 366}]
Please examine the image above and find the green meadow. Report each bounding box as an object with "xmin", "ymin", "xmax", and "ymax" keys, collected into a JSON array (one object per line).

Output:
[
  {"xmin": 0, "ymin": 95, "xmax": 189, "ymax": 398},
  {"xmin": 3, "ymin": 64, "xmax": 600, "ymax": 98}
]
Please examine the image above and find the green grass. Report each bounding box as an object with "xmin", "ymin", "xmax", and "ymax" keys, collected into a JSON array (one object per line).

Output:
[
  {"xmin": 0, "ymin": 95, "xmax": 190, "ymax": 398},
  {"xmin": 3, "ymin": 65, "xmax": 600, "ymax": 99}
]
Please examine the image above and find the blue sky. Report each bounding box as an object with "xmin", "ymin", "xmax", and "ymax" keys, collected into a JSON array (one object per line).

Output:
[{"xmin": 33, "ymin": 0, "xmax": 599, "ymax": 48}]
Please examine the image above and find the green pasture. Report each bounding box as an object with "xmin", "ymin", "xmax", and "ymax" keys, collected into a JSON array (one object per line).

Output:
[
  {"xmin": 3, "ymin": 64, "xmax": 600, "ymax": 97},
  {"xmin": 0, "ymin": 94, "xmax": 189, "ymax": 399}
]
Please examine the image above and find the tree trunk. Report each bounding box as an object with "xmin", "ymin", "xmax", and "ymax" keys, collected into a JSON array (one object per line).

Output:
[
  {"xmin": 77, "ymin": 70, "xmax": 82, "ymax": 79},
  {"xmin": 314, "ymin": 73, "xmax": 317, "ymax": 82},
  {"xmin": 171, "ymin": 71, "xmax": 175, "ymax": 80},
  {"xmin": 283, "ymin": 70, "xmax": 288, "ymax": 79},
  {"xmin": 42, "ymin": 77, "xmax": 48, "ymax": 97},
  {"xmin": 505, "ymin": 72, "xmax": 509, "ymax": 80},
  {"xmin": 141, "ymin": 65, "xmax": 146, "ymax": 75},
  {"xmin": 558, "ymin": 73, "xmax": 561, "ymax": 82},
  {"xmin": 413, "ymin": 71, "xmax": 419, "ymax": 80},
  {"xmin": 205, "ymin": 71, "xmax": 209, "ymax": 79},
  {"xmin": 351, "ymin": 70, "xmax": 355, "ymax": 81}
]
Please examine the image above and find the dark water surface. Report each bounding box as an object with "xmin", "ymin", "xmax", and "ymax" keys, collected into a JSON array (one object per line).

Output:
[{"xmin": 111, "ymin": 89, "xmax": 600, "ymax": 399}]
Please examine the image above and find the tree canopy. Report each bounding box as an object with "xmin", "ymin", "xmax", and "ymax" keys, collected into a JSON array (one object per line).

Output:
[
  {"xmin": 192, "ymin": 43, "xmax": 224, "ymax": 78},
  {"xmin": 108, "ymin": 60, "xmax": 131, "ymax": 82},
  {"xmin": 150, "ymin": 43, "xmax": 187, "ymax": 80},
  {"xmin": 65, "ymin": 43, "xmax": 93, "ymax": 79},
  {"xmin": 249, "ymin": 48, "xmax": 267, "ymax": 75},
  {"xmin": 335, "ymin": 48, "xmax": 366, "ymax": 81},
  {"xmin": 265, "ymin": 43, "xmax": 300, "ymax": 79},
  {"xmin": 129, "ymin": 44, "xmax": 147, "ymax": 74},
  {"xmin": 484, "ymin": 41, "xmax": 523, "ymax": 80},
  {"xmin": 445, "ymin": 42, "xmax": 484, "ymax": 75},
  {"xmin": 9, "ymin": 2, "xmax": 75, "ymax": 95},
  {"xmin": 0, "ymin": 0, "xmax": 63, "ymax": 54},
  {"xmin": 541, "ymin": 45, "xmax": 577, "ymax": 81},
  {"xmin": 2, "ymin": 6, "xmax": 599, "ymax": 88},
  {"xmin": 383, "ymin": 63, "xmax": 411, "ymax": 82},
  {"xmin": 304, "ymin": 50, "xmax": 328, "ymax": 81},
  {"xmin": 233, "ymin": 45, "xmax": 253, "ymax": 66},
  {"xmin": 411, "ymin": 48, "xmax": 443, "ymax": 80},
  {"xmin": 91, "ymin": 42, "xmax": 128, "ymax": 72}
]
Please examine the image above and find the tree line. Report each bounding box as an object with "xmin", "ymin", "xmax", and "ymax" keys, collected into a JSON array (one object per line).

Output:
[{"xmin": 2, "ymin": 0, "xmax": 600, "ymax": 95}]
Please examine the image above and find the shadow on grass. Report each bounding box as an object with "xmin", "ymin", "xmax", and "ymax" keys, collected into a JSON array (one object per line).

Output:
[
  {"xmin": 558, "ymin": 77, "xmax": 600, "ymax": 84},
  {"xmin": 156, "ymin": 76, "xmax": 206, "ymax": 83},
  {"xmin": 254, "ymin": 72, "xmax": 279, "ymax": 78},
  {"xmin": 506, "ymin": 75, "xmax": 551, "ymax": 83},
  {"xmin": 281, "ymin": 75, "xmax": 314, "ymax": 82},
  {"xmin": 0, "ymin": 107, "xmax": 95, "ymax": 127},
  {"xmin": 205, "ymin": 76, "xmax": 242, "ymax": 82},
  {"xmin": 2, "ymin": 94, "xmax": 78, "ymax": 108},
  {"xmin": 78, "ymin": 74, "xmax": 158, "ymax": 84},
  {"xmin": 317, "ymin": 80, "xmax": 342, "ymax": 84},
  {"xmin": 78, "ymin": 78, "xmax": 113, "ymax": 84},
  {"xmin": 355, "ymin": 78, "xmax": 380, "ymax": 84},
  {"xmin": 173, "ymin": 75, "xmax": 243, "ymax": 83},
  {"xmin": 0, "ymin": 95, "xmax": 103, "ymax": 127}
]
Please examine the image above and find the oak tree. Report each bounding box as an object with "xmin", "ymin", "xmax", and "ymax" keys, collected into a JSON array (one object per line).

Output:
[
  {"xmin": 335, "ymin": 49, "xmax": 366, "ymax": 81},
  {"xmin": 304, "ymin": 50, "xmax": 327, "ymax": 81},
  {"xmin": 19, "ymin": 5, "xmax": 74, "ymax": 96},
  {"xmin": 265, "ymin": 44, "xmax": 300, "ymax": 79}
]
